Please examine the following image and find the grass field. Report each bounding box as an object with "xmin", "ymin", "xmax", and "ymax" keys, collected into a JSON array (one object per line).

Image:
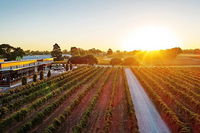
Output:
[{"xmin": 98, "ymin": 54, "xmax": 200, "ymax": 66}]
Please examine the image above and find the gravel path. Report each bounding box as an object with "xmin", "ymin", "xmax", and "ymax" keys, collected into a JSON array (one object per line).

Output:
[{"xmin": 125, "ymin": 68, "xmax": 170, "ymax": 133}]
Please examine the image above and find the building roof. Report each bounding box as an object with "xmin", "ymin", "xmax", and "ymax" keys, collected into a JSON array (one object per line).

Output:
[
  {"xmin": 0, "ymin": 59, "xmax": 5, "ymax": 62},
  {"xmin": 0, "ymin": 60, "xmax": 37, "ymax": 69},
  {"xmin": 0, "ymin": 58, "xmax": 53, "ymax": 70}
]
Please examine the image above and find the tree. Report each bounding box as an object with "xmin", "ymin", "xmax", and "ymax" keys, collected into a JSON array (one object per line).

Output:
[
  {"xmin": 12, "ymin": 47, "xmax": 25, "ymax": 60},
  {"xmin": 0, "ymin": 44, "xmax": 25, "ymax": 61},
  {"xmin": 62, "ymin": 49, "xmax": 68, "ymax": 54},
  {"xmin": 160, "ymin": 47, "xmax": 182, "ymax": 59},
  {"xmin": 65, "ymin": 64, "xmax": 69, "ymax": 71},
  {"xmin": 51, "ymin": 43, "xmax": 63, "ymax": 61},
  {"xmin": 123, "ymin": 57, "xmax": 139, "ymax": 66},
  {"xmin": 33, "ymin": 74, "xmax": 37, "ymax": 82},
  {"xmin": 25, "ymin": 50, "xmax": 51, "ymax": 55},
  {"xmin": 69, "ymin": 63, "xmax": 73, "ymax": 70},
  {"xmin": 70, "ymin": 47, "xmax": 80, "ymax": 56},
  {"xmin": 116, "ymin": 50, "xmax": 120, "ymax": 53},
  {"xmin": 110, "ymin": 58, "xmax": 122, "ymax": 66},
  {"xmin": 40, "ymin": 71, "xmax": 44, "ymax": 80},
  {"xmin": 47, "ymin": 70, "xmax": 51, "ymax": 78},
  {"xmin": 69, "ymin": 47, "xmax": 103, "ymax": 56},
  {"xmin": 83, "ymin": 55, "xmax": 98, "ymax": 65},
  {"xmin": 68, "ymin": 56, "xmax": 82, "ymax": 64},
  {"xmin": 107, "ymin": 48, "xmax": 113, "ymax": 55},
  {"xmin": 0, "ymin": 107, "xmax": 8, "ymax": 118},
  {"xmin": 168, "ymin": 47, "xmax": 182, "ymax": 58},
  {"xmin": 68, "ymin": 55, "xmax": 98, "ymax": 65},
  {"xmin": 22, "ymin": 77, "xmax": 27, "ymax": 85}
]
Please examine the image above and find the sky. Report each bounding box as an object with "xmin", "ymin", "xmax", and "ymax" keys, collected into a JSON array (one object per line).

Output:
[{"xmin": 0, "ymin": 0, "xmax": 200, "ymax": 51}]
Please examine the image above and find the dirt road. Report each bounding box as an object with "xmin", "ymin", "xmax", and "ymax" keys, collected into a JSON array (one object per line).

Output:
[{"xmin": 125, "ymin": 68, "xmax": 170, "ymax": 133}]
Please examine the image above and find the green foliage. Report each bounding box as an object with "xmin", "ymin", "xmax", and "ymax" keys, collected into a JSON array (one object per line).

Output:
[
  {"xmin": 103, "ymin": 69, "xmax": 118, "ymax": 132},
  {"xmin": 47, "ymin": 70, "xmax": 51, "ymax": 78},
  {"xmin": 70, "ymin": 63, "xmax": 73, "ymax": 70},
  {"xmin": 0, "ymin": 67, "xmax": 86, "ymax": 122},
  {"xmin": 0, "ymin": 67, "xmax": 112, "ymax": 133},
  {"xmin": 0, "ymin": 107, "xmax": 8, "ymax": 118},
  {"xmin": 123, "ymin": 69, "xmax": 139, "ymax": 132},
  {"xmin": 42, "ymin": 68, "xmax": 107, "ymax": 132},
  {"xmin": 24, "ymin": 50, "xmax": 50, "ymax": 55},
  {"xmin": 70, "ymin": 47, "xmax": 103, "ymax": 56},
  {"xmin": 69, "ymin": 55, "xmax": 98, "ymax": 65},
  {"xmin": 40, "ymin": 71, "xmax": 44, "ymax": 80},
  {"xmin": 22, "ymin": 77, "xmax": 27, "ymax": 85},
  {"xmin": 72, "ymin": 68, "xmax": 111, "ymax": 133},
  {"xmin": 51, "ymin": 43, "xmax": 63, "ymax": 61},
  {"xmin": 65, "ymin": 64, "xmax": 69, "ymax": 71},
  {"xmin": 53, "ymin": 118, "xmax": 61, "ymax": 127},
  {"xmin": 17, "ymin": 122, "xmax": 31, "ymax": 133},
  {"xmin": 12, "ymin": 108, "xmax": 28, "ymax": 122},
  {"xmin": 33, "ymin": 74, "xmax": 37, "ymax": 82},
  {"xmin": 45, "ymin": 125, "xmax": 56, "ymax": 133},
  {"xmin": 72, "ymin": 125, "xmax": 81, "ymax": 133},
  {"xmin": 132, "ymin": 67, "xmax": 191, "ymax": 132},
  {"xmin": 16, "ymin": 67, "xmax": 100, "ymax": 132},
  {"xmin": 0, "ymin": 44, "xmax": 25, "ymax": 61},
  {"xmin": 70, "ymin": 47, "xmax": 80, "ymax": 56}
]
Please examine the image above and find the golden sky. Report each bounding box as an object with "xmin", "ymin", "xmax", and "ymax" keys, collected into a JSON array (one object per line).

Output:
[{"xmin": 0, "ymin": 0, "xmax": 200, "ymax": 51}]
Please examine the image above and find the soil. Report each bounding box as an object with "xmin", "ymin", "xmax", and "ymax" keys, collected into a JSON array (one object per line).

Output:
[{"xmin": 57, "ymin": 69, "xmax": 112, "ymax": 133}]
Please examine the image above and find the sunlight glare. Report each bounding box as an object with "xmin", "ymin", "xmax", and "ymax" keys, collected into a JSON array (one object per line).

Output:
[{"xmin": 122, "ymin": 26, "xmax": 182, "ymax": 51}]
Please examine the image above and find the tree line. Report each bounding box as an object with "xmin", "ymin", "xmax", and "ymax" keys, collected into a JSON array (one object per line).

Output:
[
  {"xmin": 1, "ymin": 43, "xmax": 199, "ymax": 64},
  {"xmin": 0, "ymin": 44, "xmax": 25, "ymax": 61},
  {"xmin": 110, "ymin": 57, "xmax": 139, "ymax": 66}
]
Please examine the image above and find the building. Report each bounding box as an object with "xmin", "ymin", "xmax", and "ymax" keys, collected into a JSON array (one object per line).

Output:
[
  {"xmin": 0, "ymin": 59, "xmax": 5, "ymax": 62},
  {"xmin": 0, "ymin": 58, "xmax": 53, "ymax": 87}
]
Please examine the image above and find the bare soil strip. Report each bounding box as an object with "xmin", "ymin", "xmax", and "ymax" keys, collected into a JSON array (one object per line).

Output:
[
  {"xmin": 110, "ymin": 69, "xmax": 130, "ymax": 133},
  {"xmin": 82, "ymin": 69, "xmax": 115, "ymax": 133},
  {"xmin": 57, "ymin": 69, "xmax": 112, "ymax": 133}
]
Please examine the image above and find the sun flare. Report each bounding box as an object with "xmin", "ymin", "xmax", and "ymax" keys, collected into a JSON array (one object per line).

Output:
[{"xmin": 122, "ymin": 26, "xmax": 182, "ymax": 51}]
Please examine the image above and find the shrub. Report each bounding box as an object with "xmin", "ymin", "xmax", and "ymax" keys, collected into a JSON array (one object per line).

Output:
[
  {"xmin": 110, "ymin": 58, "xmax": 122, "ymax": 66},
  {"xmin": 17, "ymin": 122, "xmax": 31, "ymax": 133},
  {"xmin": 40, "ymin": 71, "xmax": 44, "ymax": 80},
  {"xmin": 22, "ymin": 77, "xmax": 27, "ymax": 85},
  {"xmin": 70, "ymin": 63, "xmax": 73, "ymax": 70},
  {"xmin": 122, "ymin": 57, "xmax": 139, "ymax": 66},
  {"xmin": 47, "ymin": 70, "xmax": 51, "ymax": 78},
  {"xmin": 33, "ymin": 74, "xmax": 37, "ymax": 82},
  {"xmin": 65, "ymin": 64, "xmax": 69, "ymax": 71}
]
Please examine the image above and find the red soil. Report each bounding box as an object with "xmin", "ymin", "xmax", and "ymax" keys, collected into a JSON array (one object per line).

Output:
[
  {"xmin": 110, "ymin": 70, "xmax": 132, "ymax": 133},
  {"xmin": 82, "ymin": 69, "xmax": 115, "ymax": 133},
  {"xmin": 7, "ymin": 86, "xmax": 70, "ymax": 133},
  {"xmin": 30, "ymin": 84, "xmax": 86, "ymax": 133},
  {"xmin": 57, "ymin": 69, "xmax": 112, "ymax": 133}
]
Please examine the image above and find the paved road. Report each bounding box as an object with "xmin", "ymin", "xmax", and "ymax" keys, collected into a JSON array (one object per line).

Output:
[{"xmin": 125, "ymin": 68, "xmax": 170, "ymax": 133}]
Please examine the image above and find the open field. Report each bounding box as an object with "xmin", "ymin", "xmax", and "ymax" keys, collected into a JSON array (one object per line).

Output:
[
  {"xmin": 165, "ymin": 54, "xmax": 200, "ymax": 65},
  {"xmin": 0, "ymin": 65, "xmax": 200, "ymax": 133},
  {"xmin": 98, "ymin": 54, "xmax": 200, "ymax": 66}
]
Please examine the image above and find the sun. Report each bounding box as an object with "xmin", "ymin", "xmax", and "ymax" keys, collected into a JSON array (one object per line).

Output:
[{"xmin": 121, "ymin": 26, "xmax": 182, "ymax": 51}]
